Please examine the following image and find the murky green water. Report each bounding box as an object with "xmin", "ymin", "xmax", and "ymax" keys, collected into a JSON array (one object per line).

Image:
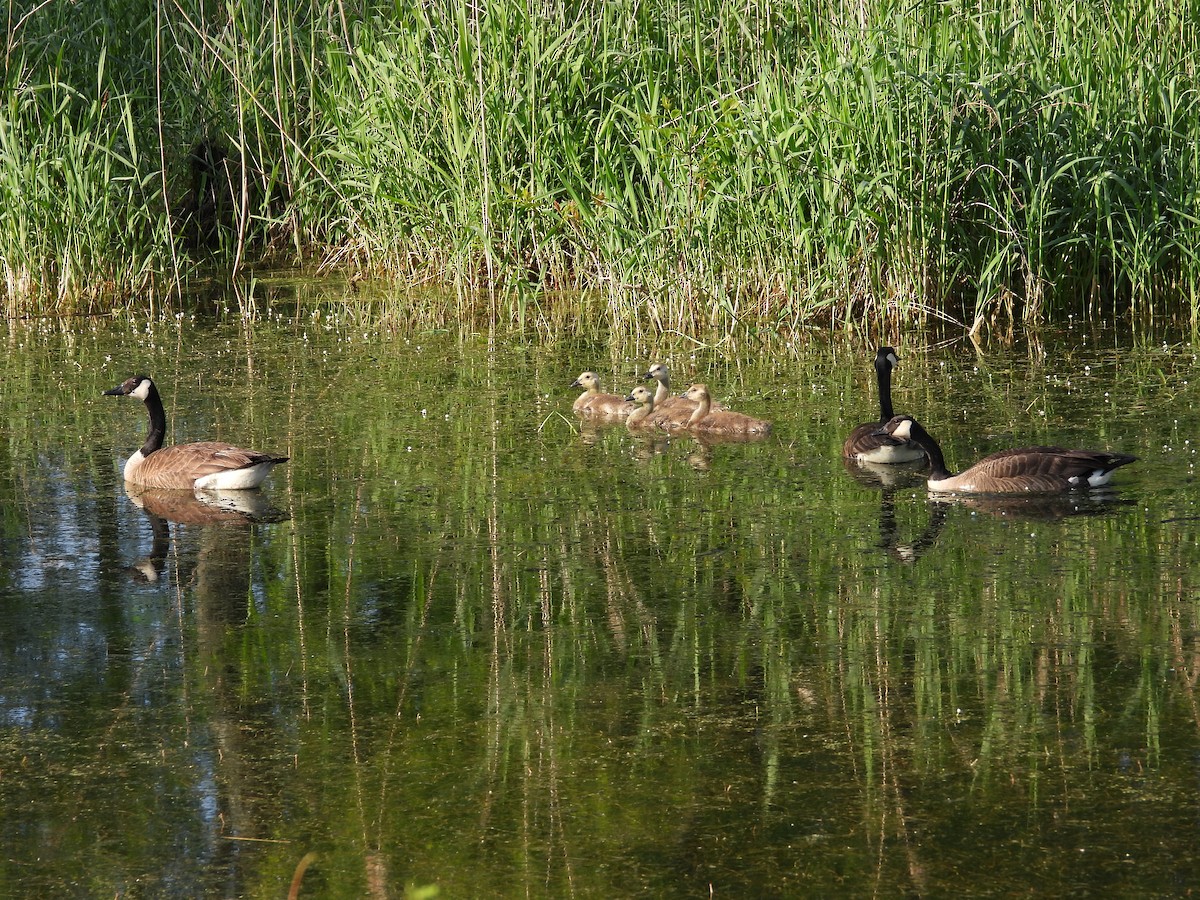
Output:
[{"xmin": 1, "ymin": 306, "xmax": 1198, "ymax": 896}]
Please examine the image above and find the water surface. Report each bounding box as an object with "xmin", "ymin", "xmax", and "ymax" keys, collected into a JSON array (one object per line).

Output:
[{"xmin": 0, "ymin": 310, "xmax": 1197, "ymax": 896}]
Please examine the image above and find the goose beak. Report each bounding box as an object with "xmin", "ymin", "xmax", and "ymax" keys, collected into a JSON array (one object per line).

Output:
[
  {"xmin": 641, "ymin": 371, "xmax": 652, "ymax": 380},
  {"xmin": 871, "ymin": 424, "xmax": 890, "ymax": 437},
  {"xmin": 569, "ymin": 379, "xmax": 582, "ymax": 388},
  {"xmin": 104, "ymin": 384, "xmax": 127, "ymax": 396}
]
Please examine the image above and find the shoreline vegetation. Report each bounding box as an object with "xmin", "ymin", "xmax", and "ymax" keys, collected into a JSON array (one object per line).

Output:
[{"xmin": 4, "ymin": 0, "xmax": 1200, "ymax": 334}]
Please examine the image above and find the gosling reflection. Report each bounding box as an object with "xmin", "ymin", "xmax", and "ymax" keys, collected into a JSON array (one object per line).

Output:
[
  {"xmin": 628, "ymin": 429, "xmax": 671, "ymax": 463},
  {"xmin": 625, "ymin": 428, "xmax": 773, "ymax": 470},
  {"xmin": 578, "ymin": 421, "xmax": 604, "ymax": 446},
  {"xmin": 683, "ymin": 431, "xmax": 773, "ymax": 471}
]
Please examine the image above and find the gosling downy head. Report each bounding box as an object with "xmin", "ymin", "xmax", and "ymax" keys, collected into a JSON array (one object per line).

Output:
[
  {"xmin": 642, "ymin": 363, "xmax": 676, "ymax": 406},
  {"xmin": 571, "ymin": 371, "xmax": 601, "ymax": 392},
  {"xmin": 624, "ymin": 385, "xmax": 658, "ymax": 428}
]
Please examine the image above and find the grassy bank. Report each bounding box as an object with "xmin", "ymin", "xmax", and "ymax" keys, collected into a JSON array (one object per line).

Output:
[{"xmin": 4, "ymin": 0, "xmax": 1200, "ymax": 332}]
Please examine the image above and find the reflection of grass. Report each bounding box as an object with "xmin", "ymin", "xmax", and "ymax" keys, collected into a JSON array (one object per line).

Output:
[
  {"xmin": 5, "ymin": 1, "xmax": 1200, "ymax": 331},
  {"xmin": 310, "ymin": 340, "xmax": 1187, "ymax": 892},
  {"xmin": 4, "ymin": 323, "xmax": 1200, "ymax": 893}
]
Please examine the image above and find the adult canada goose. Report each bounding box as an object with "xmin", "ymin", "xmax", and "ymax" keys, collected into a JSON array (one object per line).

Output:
[
  {"xmin": 571, "ymin": 371, "xmax": 632, "ymax": 420},
  {"xmin": 843, "ymin": 347, "xmax": 925, "ymax": 463},
  {"xmin": 874, "ymin": 415, "xmax": 1138, "ymax": 494},
  {"xmin": 676, "ymin": 384, "xmax": 772, "ymax": 435},
  {"xmin": 105, "ymin": 375, "xmax": 288, "ymax": 490}
]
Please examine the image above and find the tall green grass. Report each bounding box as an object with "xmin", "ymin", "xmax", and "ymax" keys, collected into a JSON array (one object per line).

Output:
[{"xmin": 3, "ymin": 0, "xmax": 1200, "ymax": 332}]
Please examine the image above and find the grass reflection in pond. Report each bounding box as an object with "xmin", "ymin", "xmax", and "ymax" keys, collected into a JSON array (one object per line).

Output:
[{"xmin": 0, "ymin": 316, "xmax": 1195, "ymax": 895}]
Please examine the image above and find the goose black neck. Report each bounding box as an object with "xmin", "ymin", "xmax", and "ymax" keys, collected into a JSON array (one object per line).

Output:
[
  {"xmin": 875, "ymin": 354, "xmax": 896, "ymax": 421},
  {"xmin": 909, "ymin": 419, "xmax": 952, "ymax": 480},
  {"xmin": 140, "ymin": 381, "xmax": 166, "ymax": 457}
]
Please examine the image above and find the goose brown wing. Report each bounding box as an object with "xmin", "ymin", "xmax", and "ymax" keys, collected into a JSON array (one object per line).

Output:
[
  {"xmin": 843, "ymin": 421, "xmax": 910, "ymax": 457},
  {"xmin": 137, "ymin": 442, "xmax": 281, "ymax": 490},
  {"xmin": 969, "ymin": 446, "xmax": 1136, "ymax": 490}
]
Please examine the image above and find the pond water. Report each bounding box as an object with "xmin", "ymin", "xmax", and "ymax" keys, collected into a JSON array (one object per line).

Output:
[{"xmin": 0, "ymin": 303, "xmax": 1198, "ymax": 897}]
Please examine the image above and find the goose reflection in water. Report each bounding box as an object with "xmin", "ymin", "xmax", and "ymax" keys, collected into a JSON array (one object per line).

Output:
[
  {"xmin": 123, "ymin": 486, "xmax": 287, "ymax": 583},
  {"xmin": 843, "ymin": 456, "xmax": 929, "ymax": 491},
  {"xmin": 876, "ymin": 488, "xmax": 948, "ymax": 564},
  {"xmin": 928, "ymin": 491, "xmax": 1134, "ymax": 521},
  {"xmin": 120, "ymin": 484, "xmax": 291, "ymax": 848},
  {"xmin": 842, "ymin": 458, "xmax": 946, "ymax": 564},
  {"xmin": 849, "ymin": 460, "xmax": 1134, "ymax": 565}
]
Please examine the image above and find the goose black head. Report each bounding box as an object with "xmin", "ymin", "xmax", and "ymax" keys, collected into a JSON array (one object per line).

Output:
[
  {"xmin": 873, "ymin": 415, "xmax": 916, "ymax": 440},
  {"xmin": 105, "ymin": 375, "xmax": 154, "ymax": 400}
]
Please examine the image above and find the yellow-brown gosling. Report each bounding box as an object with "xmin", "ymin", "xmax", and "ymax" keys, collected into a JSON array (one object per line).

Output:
[
  {"xmin": 571, "ymin": 371, "xmax": 633, "ymax": 420},
  {"xmin": 677, "ymin": 384, "xmax": 772, "ymax": 435}
]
